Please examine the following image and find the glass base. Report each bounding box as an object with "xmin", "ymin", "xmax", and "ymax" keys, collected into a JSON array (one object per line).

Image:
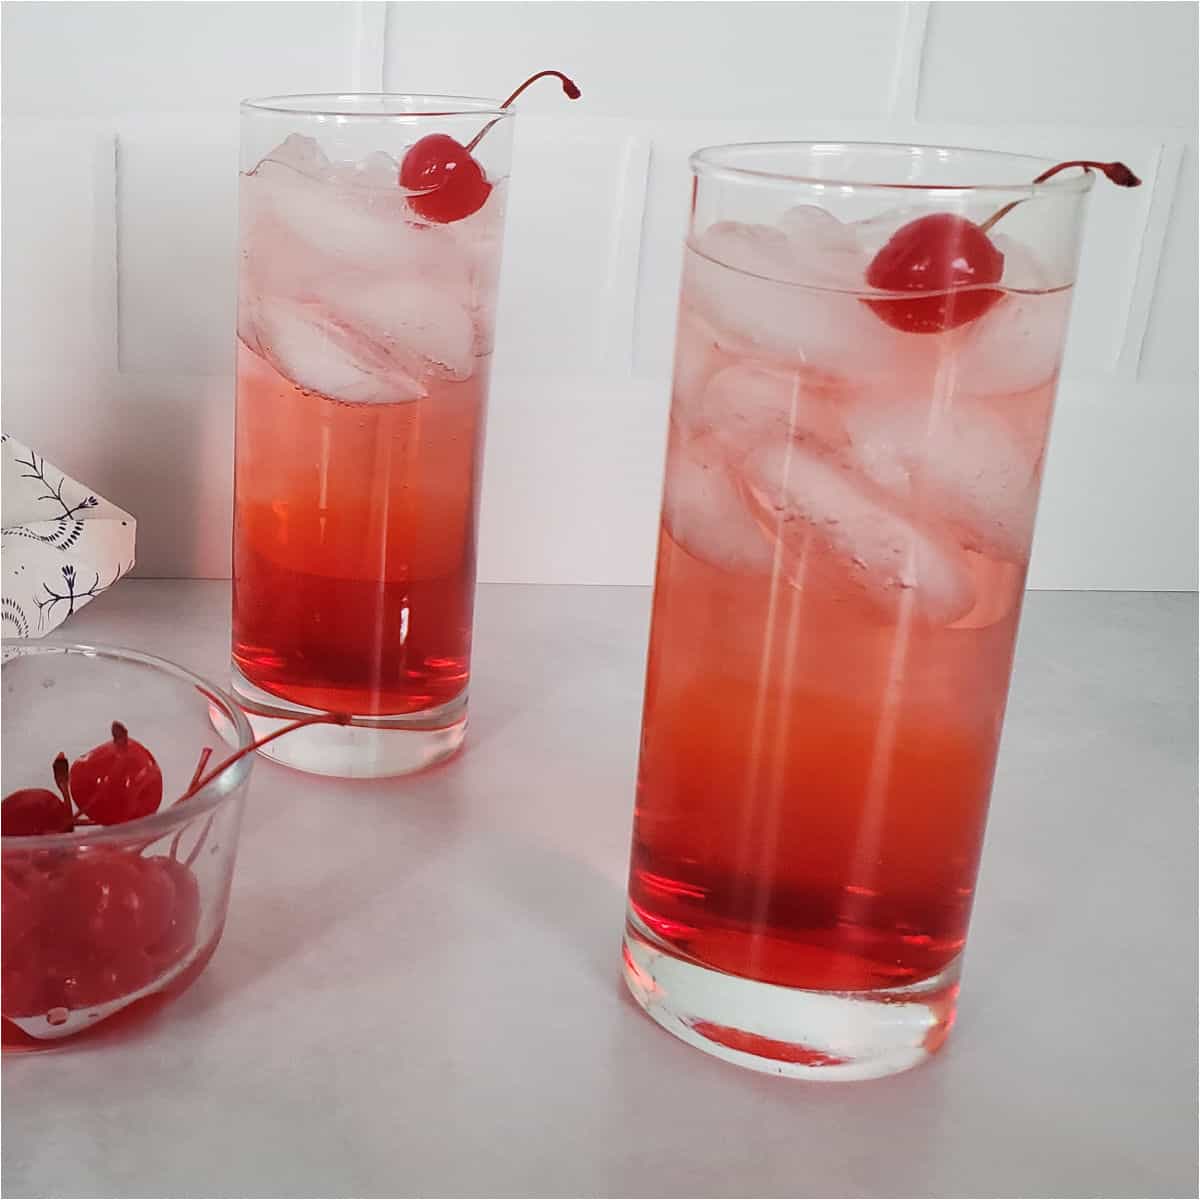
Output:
[
  {"xmin": 622, "ymin": 912, "xmax": 960, "ymax": 1081},
  {"xmin": 230, "ymin": 665, "xmax": 467, "ymax": 778}
]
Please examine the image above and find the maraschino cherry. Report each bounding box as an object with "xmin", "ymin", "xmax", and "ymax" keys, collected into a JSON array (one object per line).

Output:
[
  {"xmin": 865, "ymin": 213, "xmax": 1006, "ymax": 334},
  {"xmin": 1, "ymin": 712, "xmax": 354, "ymax": 1024},
  {"xmin": 1, "ymin": 754, "xmax": 74, "ymax": 836},
  {"xmin": 865, "ymin": 159, "xmax": 1141, "ymax": 334},
  {"xmin": 69, "ymin": 721, "xmax": 163, "ymax": 826},
  {"xmin": 2, "ymin": 711, "xmax": 352, "ymax": 839},
  {"xmin": 50, "ymin": 849, "xmax": 175, "ymax": 954},
  {"xmin": 400, "ymin": 69, "xmax": 581, "ymax": 223}
]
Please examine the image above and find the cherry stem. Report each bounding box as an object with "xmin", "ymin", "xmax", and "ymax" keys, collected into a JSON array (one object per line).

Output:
[
  {"xmin": 187, "ymin": 747, "xmax": 214, "ymax": 792},
  {"xmin": 184, "ymin": 811, "xmax": 220, "ymax": 868},
  {"xmin": 496, "ymin": 69, "xmax": 581, "ymax": 111},
  {"xmin": 465, "ymin": 68, "xmax": 581, "ymax": 154},
  {"xmin": 170, "ymin": 748, "xmax": 215, "ymax": 861},
  {"xmin": 979, "ymin": 159, "xmax": 1141, "ymax": 234},
  {"xmin": 184, "ymin": 817, "xmax": 214, "ymax": 868},
  {"xmin": 52, "ymin": 753, "xmax": 71, "ymax": 808},
  {"xmin": 111, "ymin": 720, "xmax": 128, "ymax": 750},
  {"xmin": 180, "ymin": 713, "xmax": 352, "ymax": 802}
]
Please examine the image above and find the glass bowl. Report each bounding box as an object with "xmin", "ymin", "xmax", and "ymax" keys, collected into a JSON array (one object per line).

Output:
[{"xmin": 2, "ymin": 641, "xmax": 254, "ymax": 1050}]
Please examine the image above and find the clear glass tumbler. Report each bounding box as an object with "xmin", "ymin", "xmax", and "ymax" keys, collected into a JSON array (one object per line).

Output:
[
  {"xmin": 622, "ymin": 143, "xmax": 1095, "ymax": 1079},
  {"xmin": 232, "ymin": 95, "xmax": 513, "ymax": 777}
]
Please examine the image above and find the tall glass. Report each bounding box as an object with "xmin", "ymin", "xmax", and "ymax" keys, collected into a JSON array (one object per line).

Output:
[
  {"xmin": 622, "ymin": 143, "xmax": 1094, "ymax": 1079},
  {"xmin": 232, "ymin": 96, "xmax": 512, "ymax": 777}
]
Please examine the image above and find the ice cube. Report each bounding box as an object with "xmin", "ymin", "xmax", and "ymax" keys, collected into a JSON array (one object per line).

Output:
[
  {"xmin": 699, "ymin": 215, "xmax": 866, "ymax": 291},
  {"xmin": 442, "ymin": 176, "xmax": 506, "ymax": 261},
  {"xmin": 778, "ymin": 204, "xmax": 850, "ymax": 242},
  {"xmin": 695, "ymin": 220, "xmax": 796, "ymax": 280},
  {"xmin": 991, "ymin": 233, "xmax": 1049, "ymax": 292},
  {"xmin": 240, "ymin": 158, "xmax": 481, "ymax": 379},
  {"xmin": 741, "ymin": 439, "xmax": 976, "ymax": 625},
  {"xmin": 320, "ymin": 276, "xmax": 476, "ymax": 381},
  {"xmin": 662, "ymin": 433, "xmax": 776, "ymax": 574},
  {"xmin": 837, "ymin": 397, "xmax": 914, "ymax": 498},
  {"xmin": 443, "ymin": 181, "xmax": 508, "ymax": 352},
  {"xmin": 246, "ymin": 299, "xmax": 426, "ymax": 405},
  {"xmin": 243, "ymin": 160, "xmax": 471, "ymax": 290},
  {"xmin": 332, "ymin": 150, "xmax": 403, "ymax": 191},
  {"xmin": 261, "ymin": 133, "xmax": 330, "ymax": 179},
  {"xmin": 685, "ymin": 221, "xmax": 904, "ymax": 379},
  {"xmin": 948, "ymin": 553, "xmax": 1024, "ymax": 630},
  {"xmin": 236, "ymin": 262, "xmax": 258, "ymax": 349},
  {"xmin": 243, "ymin": 161, "xmax": 380, "ymax": 262},
  {"xmin": 921, "ymin": 407, "xmax": 1039, "ymax": 562},
  {"xmin": 853, "ymin": 206, "xmax": 939, "ymax": 261},
  {"xmin": 954, "ymin": 287, "xmax": 1072, "ymax": 397},
  {"xmin": 696, "ymin": 363, "xmax": 849, "ymax": 458},
  {"xmin": 778, "ymin": 206, "xmax": 865, "ymax": 290},
  {"xmin": 670, "ymin": 307, "xmax": 736, "ymax": 435},
  {"xmin": 842, "ymin": 396, "xmax": 1040, "ymax": 562}
]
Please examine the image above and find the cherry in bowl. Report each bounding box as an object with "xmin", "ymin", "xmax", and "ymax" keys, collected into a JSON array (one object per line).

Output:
[{"xmin": 1, "ymin": 641, "xmax": 256, "ymax": 1051}]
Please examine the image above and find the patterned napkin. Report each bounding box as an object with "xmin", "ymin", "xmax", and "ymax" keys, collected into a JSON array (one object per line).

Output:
[{"xmin": 2, "ymin": 435, "xmax": 136, "ymax": 638}]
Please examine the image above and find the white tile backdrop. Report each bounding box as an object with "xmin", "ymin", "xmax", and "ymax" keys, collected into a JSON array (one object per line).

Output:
[{"xmin": 2, "ymin": 0, "xmax": 1196, "ymax": 588}]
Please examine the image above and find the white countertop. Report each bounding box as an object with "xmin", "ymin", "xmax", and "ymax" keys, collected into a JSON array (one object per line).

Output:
[{"xmin": 3, "ymin": 581, "xmax": 1196, "ymax": 1199}]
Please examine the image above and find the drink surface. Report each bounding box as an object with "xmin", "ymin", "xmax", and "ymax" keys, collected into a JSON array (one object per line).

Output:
[
  {"xmin": 232, "ymin": 136, "xmax": 504, "ymax": 715},
  {"xmin": 629, "ymin": 211, "xmax": 1070, "ymax": 992}
]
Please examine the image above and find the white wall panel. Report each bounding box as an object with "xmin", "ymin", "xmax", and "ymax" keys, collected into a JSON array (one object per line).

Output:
[
  {"xmin": 382, "ymin": 2, "xmax": 906, "ymax": 118},
  {"xmin": 920, "ymin": 1, "xmax": 1198, "ymax": 127},
  {"xmin": 1, "ymin": 2, "xmax": 1194, "ymax": 589},
  {"xmin": 116, "ymin": 117, "xmax": 240, "ymax": 375},
  {"xmin": 1, "ymin": 1, "xmax": 359, "ymax": 116}
]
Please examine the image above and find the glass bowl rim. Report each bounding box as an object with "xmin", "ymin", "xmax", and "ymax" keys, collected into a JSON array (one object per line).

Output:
[
  {"xmin": 240, "ymin": 92, "xmax": 511, "ymax": 119},
  {"xmin": 1, "ymin": 639, "xmax": 254, "ymax": 851},
  {"xmin": 689, "ymin": 140, "xmax": 1098, "ymax": 198}
]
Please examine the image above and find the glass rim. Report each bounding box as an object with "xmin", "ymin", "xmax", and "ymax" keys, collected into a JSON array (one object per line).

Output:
[
  {"xmin": 241, "ymin": 92, "xmax": 510, "ymax": 119},
  {"xmin": 0, "ymin": 639, "xmax": 255, "ymax": 851},
  {"xmin": 689, "ymin": 141, "xmax": 1098, "ymax": 197}
]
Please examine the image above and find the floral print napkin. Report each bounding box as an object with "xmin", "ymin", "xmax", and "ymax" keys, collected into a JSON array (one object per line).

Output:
[{"xmin": 2, "ymin": 435, "xmax": 136, "ymax": 638}]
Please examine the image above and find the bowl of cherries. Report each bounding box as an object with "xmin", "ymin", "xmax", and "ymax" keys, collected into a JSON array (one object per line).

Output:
[{"xmin": 1, "ymin": 641, "xmax": 257, "ymax": 1050}]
